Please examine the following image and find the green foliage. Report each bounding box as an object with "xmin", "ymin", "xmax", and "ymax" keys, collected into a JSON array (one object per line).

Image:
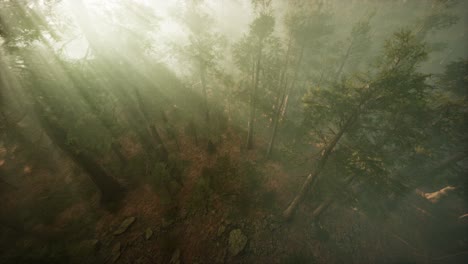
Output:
[
  {"xmin": 174, "ymin": 1, "xmax": 226, "ymax": 86},
  {"xmin": 301, "ymin": 29, "xmax": 438, "ymax": 216},
  {"xmin": 251, "ymin": 0, "xmax": 272, "ymax": 11},
  {"xmin": 380, "ymin": 30, "xmax": 427, "ymax": 72},
  {"xmin": 190, "ymin": 155, "xmax": 234, "ymax": 212},
  {"xmin": 250, "ymin": 13, "xmax": 275, "ymax": 40},
  {"xmin": 0, "ymin": 0, "xmax": 465, "ymax": 231},
  {"xmin": 0, "ymin": 1, "xmax": 59, "ymax": 49},
  {"xmin": 416, "ymin": 0, "xmax": 459, "ymax": 36},
  {"xmin": 284, "ymin": 5, "xmax": 334, "ymax": 47},
  {"xmin": 438, "ymin": 59, "xmax": 468, "ymax": 96}
]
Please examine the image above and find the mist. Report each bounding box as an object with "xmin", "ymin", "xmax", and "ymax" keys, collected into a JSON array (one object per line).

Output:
[{"xmin": 1, "ymin": 0, "xmax": 467, "ymax": 263}]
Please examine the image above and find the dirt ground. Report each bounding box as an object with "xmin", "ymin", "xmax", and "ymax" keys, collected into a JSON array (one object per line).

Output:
[{"xmin": 1, "ymin": 129, "xmax": 467, "ymax": 264}]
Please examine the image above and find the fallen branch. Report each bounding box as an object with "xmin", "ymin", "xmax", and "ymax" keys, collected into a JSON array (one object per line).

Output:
[{"xmin": 416, "ymin": 186, "xmax": 456, "ymax": 203}]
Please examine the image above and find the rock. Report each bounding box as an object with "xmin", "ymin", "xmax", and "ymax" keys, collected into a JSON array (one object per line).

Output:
[
  {"xmin": 228, "ymin": 229, "xmax": 248, "ymax": 256},
  {"xmin": 113, "ymin": 216, "xmax": 136, "ymax": 235},
  {"xmin": 111, "ymin": 242, "xmax": 121, "ymax": 263},
  {"xmin": 145, "ymin": 228, "xmax": 153, "ymax": 240},
  {"xmin": 170, "ymin": 248, "xmax": 181, "ymax": 264}
]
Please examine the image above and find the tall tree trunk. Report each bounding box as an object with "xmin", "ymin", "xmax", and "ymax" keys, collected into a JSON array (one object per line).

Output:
[
  {"xmin": 311, "ymin": 198, "xmax": 334, "ymax": 219},
  {"xmin": 246, "ymin": 44, "xmax": 263, "ymax": 150},
  {"xmin": 200, "ymin": 62, "xmax": 210, "ymax": 124},
  {"xmin": 278, "ymin": 44, "xmax": 305, "ymax": 124},
  {"xmin": 268, "ymin": 38, "xmax": 292, "ymax": 126},
  {"xmin": 266, "ymin": 92, "xmax": 286, "ymax": 158},
  {"xmin": 266, "ymin": 39, "xmax": 292, "ymax": 158},
  {"xmin": 282, "ymin": 111, "xmax": 358, "ymax": 220},
  {"xmin": 267, "ymin": 42, "xmax": 305, "ymax": 155}
]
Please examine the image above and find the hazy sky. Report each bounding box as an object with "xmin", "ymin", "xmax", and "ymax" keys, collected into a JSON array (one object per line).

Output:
[{"xmin": 59, "ymin": 0, "xmax": 467, "ymax": 75}]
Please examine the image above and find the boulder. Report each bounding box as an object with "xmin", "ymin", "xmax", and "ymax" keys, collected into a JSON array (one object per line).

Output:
[
  {"xmin": 228, "ymin": 229, "xmax": 248, "ymax": 256},
  {"xmin": 114, "ymin": 216, "xmax": 136, "ymax": 235},
  {"xmin": 145, "ymin": 228, "xmax": 153, "ymax": 240}
]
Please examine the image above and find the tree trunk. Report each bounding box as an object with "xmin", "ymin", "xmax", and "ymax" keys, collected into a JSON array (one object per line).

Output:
[
  {"xmin": 266, "ymin": 92, "xmax": 286, "ymax": 158},
  {"xmin": 266, "ymin": 39, "xmax": 292, "ymax": 158},
  {"xmin": 200, "ymin": 62, "xmax": 210, "ymax": 124},
  {"xmin": 278, "ymin": 44, "xmax": 305, "ymax": 124},
  {"xmin": 282, "ymin": 111, "xmax": 358, "ymax": 220},
  {"xmin": 246, "ymin": 44, "xmax": 263, "ymax": 150},
  {"xmin": 311, "ymin": 198, "xmax": 334, "ymax": 219}
]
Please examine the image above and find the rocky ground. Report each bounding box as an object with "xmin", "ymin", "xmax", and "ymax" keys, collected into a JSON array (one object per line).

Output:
[{"xmin": 1, "ymin": 129, "xmax": 466, "ymax": 263}]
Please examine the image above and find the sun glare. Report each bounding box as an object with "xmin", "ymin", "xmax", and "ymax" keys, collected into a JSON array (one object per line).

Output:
[{"xmin": 61, "ymin": 0, "xmax": 186, "ymax": 59}]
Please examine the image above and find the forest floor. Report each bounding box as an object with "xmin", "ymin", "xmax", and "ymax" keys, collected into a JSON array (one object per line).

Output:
[{"xmin": 1, "ymin": 127, "xmax": 467, "ymax": 263}]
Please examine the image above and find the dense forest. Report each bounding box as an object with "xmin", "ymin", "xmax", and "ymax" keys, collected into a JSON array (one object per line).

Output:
[{"xmin": 0, "ymin": 0, "xmax": 467, "ymax": 263}]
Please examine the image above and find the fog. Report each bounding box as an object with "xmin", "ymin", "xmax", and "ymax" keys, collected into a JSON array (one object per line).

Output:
[{"xmin": 1, "ymin": 0, "xmax": 467, "ymax": 263}]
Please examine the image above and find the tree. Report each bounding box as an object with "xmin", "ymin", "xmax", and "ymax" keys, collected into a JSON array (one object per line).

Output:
[
  {"xmin": 266, "ymin": 1, "xmax": 334, "ymax": 157},
  {"xmin": 70, "ymin": 0, "xmax": 170, "ymax": 163},
  {"xmin": 174, "ymin": 1, "xmax": 225, "ymax": 123},
  {"xmin": 334, "ymin": 14, "xmax": 374, "ymax": 81},
  {"xmin": 234, "ymin": 12, "xmax": 275, "ymax": 149},
  {"xmin": 0, "ymin": 0, "xmax": 129, "ymax": 204},
  {"xmin": 283, "ymin": 29, "xmax": 431, "ymax": 220}
]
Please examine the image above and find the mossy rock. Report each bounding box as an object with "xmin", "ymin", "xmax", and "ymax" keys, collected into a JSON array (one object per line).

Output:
[{"xmin": 228, "ymin": 229, "xmax": 248, "ymax": 256}]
